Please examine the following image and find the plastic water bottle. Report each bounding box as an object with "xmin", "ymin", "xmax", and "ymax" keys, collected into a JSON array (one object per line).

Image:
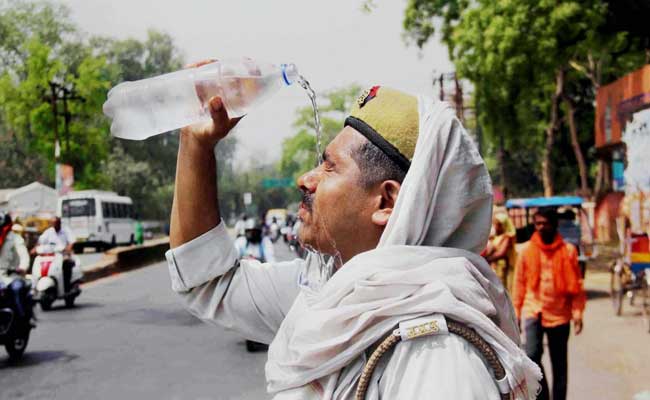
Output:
[{"xmin": 103, "ymin": 58, "xmax": 299, "ymax": 140}]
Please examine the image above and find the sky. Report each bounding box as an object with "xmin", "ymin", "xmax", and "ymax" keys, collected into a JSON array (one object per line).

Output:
[{"xmin": 61, "ymin": 0, "xmax": 453, "ymax": 165}]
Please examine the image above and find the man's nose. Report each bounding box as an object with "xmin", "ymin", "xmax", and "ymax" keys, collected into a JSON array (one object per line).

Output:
[{"xmin": 297, "ymin": 169, "xmax": 318, "ymax": 193}]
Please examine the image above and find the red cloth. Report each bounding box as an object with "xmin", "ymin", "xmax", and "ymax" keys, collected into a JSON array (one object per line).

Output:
[{"xmin": 0, "ymin": 224, "xmax": 11, "ymax": 249}]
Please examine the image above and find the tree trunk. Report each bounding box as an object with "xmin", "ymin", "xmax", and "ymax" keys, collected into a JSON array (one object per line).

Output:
[
  {"xmin": 542, "ymin": 69, "xmax": 564, "ymax": 197},
  {"xmin": 564, "ymin": 97, "xmax": 590, "ymax": 197}
]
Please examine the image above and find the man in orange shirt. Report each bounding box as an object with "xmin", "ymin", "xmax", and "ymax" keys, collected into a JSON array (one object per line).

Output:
[{"xmin": 513, "ymin": 207, "xmax": 586, "ymax": 400}]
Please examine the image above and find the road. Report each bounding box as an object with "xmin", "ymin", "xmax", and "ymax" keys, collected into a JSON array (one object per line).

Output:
[
  {"xmin": 1, "ymin": 241, "xmax": 295, "ymax": 400},
  {"xmin": 3, "ymin": 242, "xmax": 649, "ymax": 399},
  {"xmin": 561, "ymin": 271, "xmax": 650, "ymax": 400}
]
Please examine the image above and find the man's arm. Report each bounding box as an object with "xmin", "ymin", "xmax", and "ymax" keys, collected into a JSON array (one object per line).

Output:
[
  {"xmin": 165, "ymin": 66, "xmax": 304, "ymax": 342},
  {"xmin": 568, "ymin": 246, "xmax": 585, "ymax": 334},
  {"xmin": 170, "ymin": 94, "xmax": 240, "ymax": 248},
  {"xmin": 512, "ymin": 248, "xmax": 527, "ymax": 320}
]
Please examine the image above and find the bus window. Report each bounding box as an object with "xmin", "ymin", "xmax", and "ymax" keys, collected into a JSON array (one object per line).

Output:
[{"xmin": 62, "ymin": 199, "xmax": 95, "ymax": 217}]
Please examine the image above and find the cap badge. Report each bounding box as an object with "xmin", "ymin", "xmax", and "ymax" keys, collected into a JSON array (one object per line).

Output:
[{"xmin": 357, "ymin": 85, "xmax": 380, "ymax": 108}]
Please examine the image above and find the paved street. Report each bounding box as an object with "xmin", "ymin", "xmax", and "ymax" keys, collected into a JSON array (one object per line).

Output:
[
  {"xmin": 3, "ymin": 242, "xmax": 650, "ymax": 400},
  {"xmin": 562, "ymin": 271, "xmax": 650, "ymax": 400},
  {"xmin": 1, "ymin": 241, "xmax": 295, "ymax": 400}
]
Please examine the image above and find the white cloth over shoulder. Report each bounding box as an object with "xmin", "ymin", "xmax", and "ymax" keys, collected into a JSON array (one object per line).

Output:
[{"xmin": 266, "ymin": 98, "xmax": 541, "ymax": 399}]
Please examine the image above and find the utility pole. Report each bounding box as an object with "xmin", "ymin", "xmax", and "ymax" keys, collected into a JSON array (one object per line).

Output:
[
  {"xmin": 454, "ymin": 74, "xmax": 464, "ymax": 123},
  {"xmin": 61, "ymin": 86, "xmax": 84, "ymax": 154},
  {"xmin": 44, "ymin": 81, "xmax": 83, "ymax": 190}
]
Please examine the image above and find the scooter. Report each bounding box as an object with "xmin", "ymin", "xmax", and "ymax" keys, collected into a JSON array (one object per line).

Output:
[
  {"xmin": 0, "ymin": 271, "xmax": 35, "ymax": 360},
  {"xmin": 31, "ymin": 243, "xmax": 83, "ymax": 310}
]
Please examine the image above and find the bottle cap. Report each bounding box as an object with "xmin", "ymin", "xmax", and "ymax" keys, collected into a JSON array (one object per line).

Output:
[{"xmin": 281, "ymin": 64, "xmax": 299, "ymax": 85}]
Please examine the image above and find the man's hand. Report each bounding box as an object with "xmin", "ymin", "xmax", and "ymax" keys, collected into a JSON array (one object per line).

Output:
[
  {"xmin": 573, "ymin": 318, "xmax": 583, "ymax": 335},
  {"xmin": 170, "ymin": 59, "xmax": 241, "ymax": 248},
  {"xmin": 181, "ymin": 60, "xmax": 242, "ymax": 148}
]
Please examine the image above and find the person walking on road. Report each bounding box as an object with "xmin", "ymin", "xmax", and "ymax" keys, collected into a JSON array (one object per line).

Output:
[
  {"xmin": 513, "ymin": 207, "xmax": 586, "ymax": 400},
  {"xmin": 485, "ymin": 211, "xmax": 517, "ymax": 293},
  {"xmin": 166, "ymin": 78, "xmax": 540, "ymax": 399}
]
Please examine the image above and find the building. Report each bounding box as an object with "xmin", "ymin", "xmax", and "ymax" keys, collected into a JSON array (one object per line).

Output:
[
  {"xmin": 594, "ymin": 65, "xmax": 650, "ymax": 242},
  {"xmin": 0, "ymin": 182, "xmax": 57, "ymax": 219}
]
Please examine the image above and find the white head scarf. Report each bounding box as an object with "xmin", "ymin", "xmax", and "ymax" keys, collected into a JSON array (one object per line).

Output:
[{"xmin": 266, "ymin": 98, "xmax": 541, "ymax": 399}]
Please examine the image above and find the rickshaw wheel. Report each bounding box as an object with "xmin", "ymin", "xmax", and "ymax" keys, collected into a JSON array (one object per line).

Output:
[
  {"xmin": 642, "ymin": 280, "xmax": 650, "ymax": 333},
  {"xmin": 611, "ymin": 263, "xmax": 624, "ymax": 316}
]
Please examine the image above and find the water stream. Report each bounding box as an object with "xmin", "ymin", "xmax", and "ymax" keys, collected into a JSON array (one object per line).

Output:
[{"xmin": 297, "ymin": 75, "xmax": 323, "ymax": 165}]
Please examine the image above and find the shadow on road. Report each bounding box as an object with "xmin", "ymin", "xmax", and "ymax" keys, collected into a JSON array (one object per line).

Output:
[
  {"xmin": 586, "ymin": 289, "xmax": 610, "ymax": 300},
  {"xmin": 108, "ymin": 307, "xmax": 203, "ymax": 327},
  {"xmin": 0, "ymin": 351, "xmax": 79, "ymax": 369},
  {"xmin": 36, "ymin": 302, "xmax": 104, "ymax": 313}
]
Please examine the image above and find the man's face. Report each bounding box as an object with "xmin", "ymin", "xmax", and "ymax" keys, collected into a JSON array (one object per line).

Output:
[
  {"xmin": 52, "ymin": 218, "xmax": 61, "ymax": 232},
  {"xmin": 296, "ymin": 127, "xmax": 379, "ymax": 261},
  {"xmin": 533, "ymin": 214, "xmax": 556, "ymax": 240}
]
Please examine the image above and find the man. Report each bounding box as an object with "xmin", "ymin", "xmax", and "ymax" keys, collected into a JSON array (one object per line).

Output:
[
  {"xmin": 37, "ymin": 217, "xmax": 75, "ymax": 292},
  {"xmin": 167, "ymin": 83, "xmax": 540, "ymax": 399},
  {"xmin": 234, "ymin": 226, "xmax": 275, "ymax": 263},
  {"xmin": 234, "ymin": 214, "xmax": 249, "ymax": 237},
  {"xmin": 0, "ymin": 213, "xmax": 30, "ymax": 318},
  {"xmin": 513, "ymin": 208, "xmax": 586, "ymax": 400}
]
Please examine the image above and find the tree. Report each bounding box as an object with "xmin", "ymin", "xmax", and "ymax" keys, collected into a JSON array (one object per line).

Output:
[
  {"xmin": 402, "ymin": 0, "xmax": 647, "ymax": 197},
  {"xmin": 0, "ymin": 1, "xmax": 113, "ymax": 188},
  {"xmin": 280, "ymin": 85, "xmax": 361, "ymax": 179}
]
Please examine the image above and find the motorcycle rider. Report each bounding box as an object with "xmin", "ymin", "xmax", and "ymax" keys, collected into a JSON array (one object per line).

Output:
[
  {"xmin": 234, "ymin": 226, "xmax": 275, "ymax": 263},
  {"xmin": 0, "ymin": 213, "xmax": 31, "ymax": 319},
  {"xmin": 36, "ymin": 217, "xmax": 76, "ymax": 293},
  {"xmin": 233, "ymin": 214, "xmax": 249, "ymax": 238}
]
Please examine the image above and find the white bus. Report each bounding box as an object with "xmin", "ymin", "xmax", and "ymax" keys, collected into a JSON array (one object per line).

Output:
[{"xmin": 58, "ymin": 191, "xmax": 135, "ymax": 251}]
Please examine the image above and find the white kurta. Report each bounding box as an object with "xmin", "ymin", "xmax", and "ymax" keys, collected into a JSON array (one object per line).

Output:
[{"xmin": 166, "ymin": 221, "xmax": 501, "ymax": 399}]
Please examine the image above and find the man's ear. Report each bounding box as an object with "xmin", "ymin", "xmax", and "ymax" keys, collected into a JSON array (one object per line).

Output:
[{"xmin": 371, "ymin": 180, "xmax": 401, "ymax": 227}]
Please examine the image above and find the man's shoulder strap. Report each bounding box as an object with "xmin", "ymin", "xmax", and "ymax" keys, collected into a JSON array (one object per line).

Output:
[{"xmin": 355, "ymin": 314, "xmax": 511, "ymax": 400}]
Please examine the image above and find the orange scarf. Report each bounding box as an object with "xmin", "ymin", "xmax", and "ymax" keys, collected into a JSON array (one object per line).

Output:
[{"xmin": 527, "ymin": 232, "xmax": 581, "ymax": 295}]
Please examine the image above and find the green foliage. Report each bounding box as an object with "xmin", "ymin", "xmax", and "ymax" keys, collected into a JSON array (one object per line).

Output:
[
  {"xmin": 402, "ymin": 0, "xmax": 648, "ymax": 196},
  {"xmin": 0, "ymin": 0, "xmax": 188, "ymax": 220},
  {"xmin": 279, "ymin": 85, "xmax": 361, "ymax": 179}
]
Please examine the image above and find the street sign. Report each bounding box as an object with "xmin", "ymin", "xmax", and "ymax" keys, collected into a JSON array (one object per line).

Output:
[
  {"xmin": 243, "ymin": 192, "xmax": 252, "ymax": 205},
  {"xmin": 262, "ymin": 178, "xmax": 294, "ymax": 189}
]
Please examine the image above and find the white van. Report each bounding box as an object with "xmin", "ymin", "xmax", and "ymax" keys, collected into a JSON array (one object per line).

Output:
[{"xmin": 58, "ymin": 191, "xmax": 135, "ymax": 251}]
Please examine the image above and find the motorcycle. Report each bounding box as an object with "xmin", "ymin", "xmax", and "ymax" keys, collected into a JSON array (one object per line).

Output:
[
  {"xmin": 0, "ymin": 271, "xmax": 35, "ymax": 360},
  {"xmin": 31, "ymin": 243, "xmax": 83, "ymax": 310}
]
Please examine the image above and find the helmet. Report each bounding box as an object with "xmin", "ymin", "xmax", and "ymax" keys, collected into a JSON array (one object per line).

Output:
[{"xmin": 0, "ymin": 212, "xmax": 10, "ymax": 227}]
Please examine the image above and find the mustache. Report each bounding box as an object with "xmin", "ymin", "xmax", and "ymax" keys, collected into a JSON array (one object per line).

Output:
[{"xmin": 300, "ymin": 190, "xmax": 314, "ymax": 211}]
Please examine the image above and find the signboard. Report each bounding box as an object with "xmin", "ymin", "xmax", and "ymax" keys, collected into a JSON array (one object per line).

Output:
[
  {"xmin": 243, "ymin": 192, "xmax": 252, "ymax": 205},
  {"xmin": 595, "ymin": 65, "xmax": 650, "ymax": 149},
  {"xmin": 262, "ymin": 178, "xmax": 294, "ymax": 189},
  {"xmin": 55, "ymin": 164, "xmax": 74, "ymax": 196}
]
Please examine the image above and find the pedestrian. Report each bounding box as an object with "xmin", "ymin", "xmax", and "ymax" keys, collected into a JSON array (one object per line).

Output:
[
  {"xmin": 513, "ymin": 207, "xmax": 586, "ymax": 400},
  {"xmin": 485, "ymin": 211, "xmax": 517, "ymax": 293},
  {"xmin": 166, "ymin": 83, "xmax": 541, "ymax": 399},
  {"xmin": 233, "ymin": 214, "xmax": 248, "ymax": 237},
  {"xmin": 134, "ymin": 214, "xmax": 144, "ymax": 245}
]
